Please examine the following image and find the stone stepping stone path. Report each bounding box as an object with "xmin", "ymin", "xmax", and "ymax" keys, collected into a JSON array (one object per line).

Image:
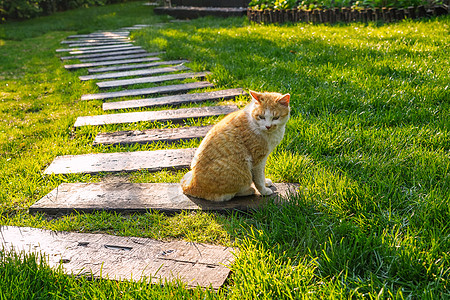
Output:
[
  {"xmin": 30, "ymin": 182, "xmax": 299, "ymax": 214},
  {"xmin": 74, "ymin": 105, "xmax": 238, "ymax": 127},
  {"xmin": 1, "ymin": 226, "xmax": 234, "ymax": 290},
  {"xmin": 96, "ymin": 71, "xmax": 211, "ymax": 89},
  {"xmin": 79, "ymin": 64, "xmax": 190, "ymax": 81},
  {"xmin": 103, "ymin": 88, "xmax": 246, "ymax": 110},
  {"xmin": 43, "ymin": 148, "xmax": 196, "ymax": 175},
  {"xmin": 93, "ymin": 125, "xmax": 213, "ymax": 146},
  {"xmin": 81, "ymin": 81, "xmax": 213, "ymax": 101}
]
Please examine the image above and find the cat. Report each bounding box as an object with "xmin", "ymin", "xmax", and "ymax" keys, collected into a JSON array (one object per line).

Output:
[{"xmin": 180, "ymin": 90, "xmax": 290, "ymax": 202}]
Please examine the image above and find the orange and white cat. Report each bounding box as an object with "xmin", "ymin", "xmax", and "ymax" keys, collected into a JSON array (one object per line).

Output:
[{"xmin": 181, "ymin": 90, "xmax": 290, "ymax": 202}]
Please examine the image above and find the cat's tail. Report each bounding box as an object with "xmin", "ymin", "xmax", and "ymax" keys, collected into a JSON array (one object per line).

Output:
[{"xmin": 180, "ymin": 171, "xmax": 193, "ymax": 192}]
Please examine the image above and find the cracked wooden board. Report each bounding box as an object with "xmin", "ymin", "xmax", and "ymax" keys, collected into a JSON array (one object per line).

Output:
[
  {"xmin": 103, "ymin": 88, "xmax": 246, "ymax": 110},
  {"xmin": 64, "ymin": 57, "xmax": 161, "ymax": 70},
  {"xmin": 60, "ymin": 49, "xmax": 147, "ymax": 60},
  {"xmin": 66, "ymin": 32, "xmax": 129, "ymax": 39},
  {"xmin": 93, "ymin": 125, "xmax": 213, "ymax": 146},
  {"xmin": 61, "ymin": 38, "xmax": 130, "ymax": 44},
  {"xmin": 43, "ymin": 148, "xmax": 196, "ymax": 175},
  {"xmin": 80, "ymin": 53, "xmax": 161, "ymax": 63},
  {"xmin": 68, "ymin": 45, "xmax": 142, "ymax": 55},
  {"xmin": 56, "ymin": 43, "xmax": 134, "ymax": 52},
  {"xmin": 97, "ymin": 71, "xmax": 211, "ymax": 89},
  {"xmin": 30, "ymin": 182, "xmax": 299, "ymax": 214},
  {"xmin": 62, "ymin": 41, "xmax": 131, "ymax": 47},
  {"xmin": 81, "ymin": 81, "xmax": 213, "ymax": 101},
  {"xmin": 87, "ymin": 59, "xmax": 189, "ymax": 73},
  {"xmin": 74, "ymin": 105, "xmax": 238, "ymax": 127},
  {"xmin": 0, "ymin": 226, "xmax": 234, "ymax": 289},
  {"xmin": 79, "ymin": 65, "xmax": 190, "ymax": 81}
]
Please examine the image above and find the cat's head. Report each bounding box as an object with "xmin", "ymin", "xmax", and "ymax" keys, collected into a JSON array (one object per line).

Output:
[{"xmin": 249, "ymin": 90, "xmax": 290, "ymax": 133}]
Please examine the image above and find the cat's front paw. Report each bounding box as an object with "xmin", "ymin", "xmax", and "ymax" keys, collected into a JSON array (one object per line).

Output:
[
  {"xmin": 265, "ymin": 178, "xmax": 273, "ymax": 187},
  {"xmin": 260, "ymin": 187, "xmax": 274, "ymax": 196}
]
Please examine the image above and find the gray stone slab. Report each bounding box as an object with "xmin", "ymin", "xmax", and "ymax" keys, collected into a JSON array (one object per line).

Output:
[
  {"xmin": 93, "ymin": 125, "xmax": 213, "ymax": 146},
  {"xmin": 69, "ymin": 46, "xmax": 142, "ymax": 55},
  {"xmin": 65, "ymin": 57, "xmax": 161, "ymax": 70},
  {"xmin": 60, "ymin": 49, "xmax": 147, "ymax": 60},
  {"xmin": 80, "ymin": 53, "xmax": 161, "ymax": 63},
  {"xmin": 30, "ymin": 182, "xmax": 299, "ymax": 215},
  {"xmin": 88, "ymin": 59, "xmax": 189, "ymax": 73},
  {"xmin": 103, "ymin": 88, "xmax": 246, "ymax": 111},
  {"xmin": 81, "ymin": 81, "xmax": 213, "ymax": 101},
  {"xmin": 79, "ymin": 65, "xmax": 190, "ymax": 81},
  {"xmin": 56, "ymin": 43, "xmax": 134, "ymax": 52},
  {"xmin": 66, "ymin": 32, "xmax": 129, "ymax": 39},
  {"xmin": 0, "ymin": 226, "xmax": 234, "ymax": 289},
  {"xmin": 73, "ymin": 105, "xmax": 238, "ymax": 127},
  {"xmin": 43, "ymin": 148, "xmax": 196, "ymax": 175},
  {"xmin": 97, "ymin": 71, "xmax": 211, "ymax": 89}
]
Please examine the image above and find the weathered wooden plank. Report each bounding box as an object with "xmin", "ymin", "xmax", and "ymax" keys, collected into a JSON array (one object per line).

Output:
[
  {"xmin": 43, "ymin": 148, "xmax": 196, "ymax": 175},
  {"xmin": 97, "ymin": 71, "xmax": 211, "ymax": 89},
  {"xmin": 56, "ymin": 43, "xmax": 134, "ymax": 52},
  {"xmin": 60, "ymin": 49, "xmax": 147, "ymax": 61},
  {"xmin": 62, "ymin": 41, "xmax": 131, "ymax": 47},
  {"xmin": 121, "ymin": 26, "xmax": 150, "ymax": 30},
  {"xmin": 103, "ymin": 88, "xmax": 246, "ymax": 111},
  {"xmin": 128, "ymin": 24, "xmax": 153, "ymax": 27},
  {"xmin": 81, "ymin": 81, "xmax": 213, "ymax": 101},
  {"xmin": 66, "ymin": 32, "xmax": 129, "ymax": 39},
  {"xmin": 66, "ymin": 35, "xmax": 129, "ymax": 42},
  {"xmin": 61, "ymin": 38, "xmax": 130, "ymax": 44},
  {"xmin": 29, "ymin": 182, "xmax": 299, "ymax": 214},
  {"xmin": 1, "ymin": 226, "xmax": 234, "ymax": 289},
  {"xmin": 65, "ymin": 57, "xmax": 161, "ymax": 70},
  {"xmin": 74, "ymin": 105, "xmax": 238, "ymax": 127},
  {"xmin": 69, "ymin": 46, "xmax": 142, "ymax": 55},
  {"xmin": 93, "ymin": 125, "xmax": 213, "ymax": 146},
  {"xmin": 79, "ymin": 65, "xmax": 190, "ymax": 81},
  {"xmin": 80, "ymin": 53, "xmax": 161, "ymax": 63},
  {"xmin": 88, "ymin": 59, "xmax": 189, "ymax": 73},
  {"xmin": 120, "ymin": 24, "xmax": 154, "ymax": 30}
]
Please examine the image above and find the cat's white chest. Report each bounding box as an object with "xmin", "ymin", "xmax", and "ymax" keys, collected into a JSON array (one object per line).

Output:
[{"xmin": 266, "ymin": 125, "xmax": 286, "ymax": 152}]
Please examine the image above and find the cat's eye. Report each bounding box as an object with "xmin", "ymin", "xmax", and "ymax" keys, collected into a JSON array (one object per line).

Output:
[
  {"xmin": 273, "ymin": 116, "xmax": 280, "ymax": 120},
  {"xmin": 258, "ymin": 115, "xmax": 265, "ymax": 120}
]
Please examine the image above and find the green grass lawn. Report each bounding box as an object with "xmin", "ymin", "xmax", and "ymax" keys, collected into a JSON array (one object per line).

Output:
[{"xmin": 1, "ymin": 1, "xmax": 449, "ymax": 298}]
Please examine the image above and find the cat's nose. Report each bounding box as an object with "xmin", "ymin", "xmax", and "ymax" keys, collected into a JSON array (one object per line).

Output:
[{"xmin": 266, "ymin": 125, "xmax": 272, "ymax": 130}]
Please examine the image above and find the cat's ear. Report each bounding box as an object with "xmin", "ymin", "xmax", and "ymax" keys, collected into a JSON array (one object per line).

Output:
[
  {"xmin": 249, "ymin": 90, "xmax": 262, "ymax": 104},
  {"xmin": 277, "ymin": 93, "xmax": 290, "ymax": 107}
]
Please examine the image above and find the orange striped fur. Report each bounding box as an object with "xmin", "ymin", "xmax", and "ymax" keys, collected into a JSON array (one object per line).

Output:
[{"xmin": 181, "ymin": 90, "xmax": 290, "ymax": 202}]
